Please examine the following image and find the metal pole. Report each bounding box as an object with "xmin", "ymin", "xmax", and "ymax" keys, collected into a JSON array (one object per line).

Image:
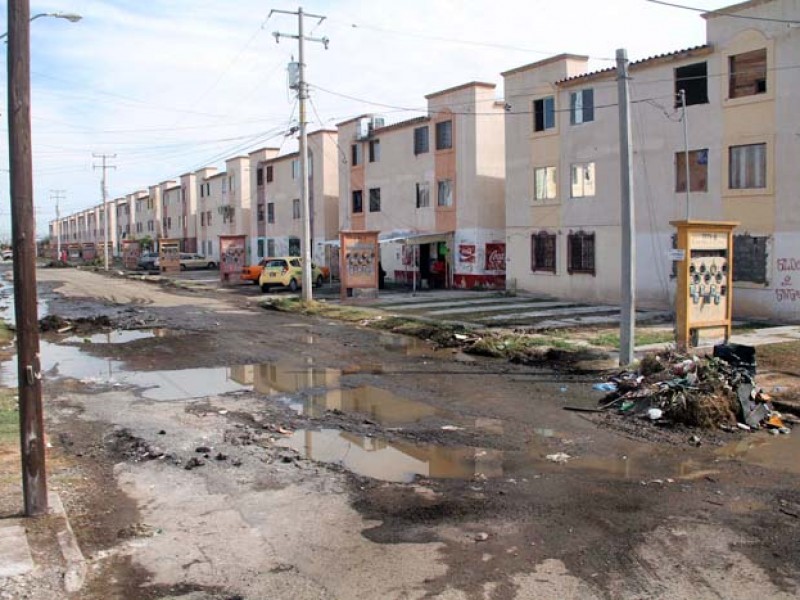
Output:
[
  {"xmin": 616, "ymin": 48, "xmax": 636, "ymax": 366},
  {"xmin": 93, "ymin": 153, "xmax": 116, "ymax": 270},
  {"xmin": 8, "ymin": 0, "xmax": 48, "ymax": 516},
  {"xmin": 297, "ymin": 7, "xmax": 312, "ymax": 300},
  {"xmin": 55, "ymin": 195, "xmax": 60, "ymax": 259},
  {"xmin": 680, "ymin": 89, "xmax": 690, "ymax": 220}
]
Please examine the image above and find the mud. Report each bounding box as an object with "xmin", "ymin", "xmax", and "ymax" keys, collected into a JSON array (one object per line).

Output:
[{"xmin": 3, "ymin": 267, "xmax": 799, "ymax": 599}]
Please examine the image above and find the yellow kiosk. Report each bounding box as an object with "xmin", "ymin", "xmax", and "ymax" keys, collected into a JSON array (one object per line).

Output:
[{"xmin": 671, "ymin": 220, "xmax": 738, "ymax": 348}]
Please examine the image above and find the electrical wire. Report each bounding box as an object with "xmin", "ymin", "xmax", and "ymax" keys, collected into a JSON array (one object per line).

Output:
[{"xmin": 645, "ymin": 0, "xmax": 800, "ymax": 24}]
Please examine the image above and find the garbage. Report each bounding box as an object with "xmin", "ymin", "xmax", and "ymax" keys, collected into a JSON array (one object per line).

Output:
[
  {"xmin": 545, "ymin": 452, "xmax": 571, "ymax": 464},
  {"xmin": 474, "ymin": 532, "xmax": 490, "ymax": 542},
  {"xmin": 595, "ymin": 344, "xmax": 789, "ymax": 432}
]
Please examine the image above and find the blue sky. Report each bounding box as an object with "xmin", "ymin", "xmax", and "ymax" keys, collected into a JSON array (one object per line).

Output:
[{"xmin": 0, "ymin": 0, "xmax": 733, "ymax": 239}]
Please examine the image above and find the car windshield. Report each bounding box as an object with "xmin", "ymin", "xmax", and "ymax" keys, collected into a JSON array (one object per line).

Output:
[{"xmin": 264, "ymin": 259, "xmax": 286, "ymax": 268}]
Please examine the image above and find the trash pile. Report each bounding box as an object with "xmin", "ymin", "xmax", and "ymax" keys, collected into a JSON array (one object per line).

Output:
[{"xmin": 594, "ymin": 343, "xmax": 791, "ymax": 433}]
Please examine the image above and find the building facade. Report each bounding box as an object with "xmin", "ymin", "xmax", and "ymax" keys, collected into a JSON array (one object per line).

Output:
[
  {"xmin": 503, "ymin": 0, "xmax": 800, "ymax": 321},
  {"xmin": 337, "ymin": 82, "xmax": 506, "ymax": 289}
]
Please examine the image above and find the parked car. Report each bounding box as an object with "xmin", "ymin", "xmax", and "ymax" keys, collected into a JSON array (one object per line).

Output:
[
  {"xmin": 154, "ymin": 253, "xmax": 217, "ymax": 270},
  {"xmin": 137, "ymin": 252, "xmax": 159, "ymax": 271},
  {"xmin": 241, "ymin": 258, "xmax": 268, "ymax": 285},
  {"xmin": 258, "ymin": 257, "xmax": 323, "ymax": 292},
  {"xmin": 2, "ymin": 250, "xmax": 13, "ymax": 261}
]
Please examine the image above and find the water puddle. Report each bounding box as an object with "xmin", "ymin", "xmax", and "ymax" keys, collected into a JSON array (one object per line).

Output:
[
  {"xmin": 277, "ymin": 429, "xmax": 504, "ymax": 483},
  {"xmin": 716, "ymin": 433, "xmax": 800, "ymax": 475},
  {"xmin": 62, "ymin": 328, "xmax": 169, "ymax": 345}
]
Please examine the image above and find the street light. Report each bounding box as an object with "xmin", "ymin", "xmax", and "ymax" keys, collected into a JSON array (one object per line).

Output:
[{"xmin": 0, "ymin": 12, "xmax": 82, "ymax": 40}]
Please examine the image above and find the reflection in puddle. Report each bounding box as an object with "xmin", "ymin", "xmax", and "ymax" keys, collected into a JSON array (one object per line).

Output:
[
  {"xmin": 301, "ymin": 386, "xmax": 440, "ymax": 426},
  {"xmin": 717, "ymin": 433, "xmax": 800, "ymax": 475},
  {"xmin": 278, "ymin": 429, "xmax": 503, "ymax": 483},
  {"xmin": 62, "ymin": 329, "xmax": 169, "ymax": 345}
]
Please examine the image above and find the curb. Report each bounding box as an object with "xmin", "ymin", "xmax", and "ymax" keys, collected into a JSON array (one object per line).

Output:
[{"xmin": 49, "ymin": 492, "xmax": 87, "ymax": 594}]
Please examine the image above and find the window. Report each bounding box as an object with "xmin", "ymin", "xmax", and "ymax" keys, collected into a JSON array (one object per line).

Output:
[
  {"xmin": 534, "ymin": 166, "xmax": 557, "ymax": 200},
  {"xmin": 291, "ymin": 159, "xmax": 300, "ymax": 179},
  {"xmin": 292, "ymin": 199, "xmax": 301, "ymax": 219},
  {"xmin": 435, "ymin": 120, "xmax": 453, "ymax": 150},
  {"xmin": 352, "ymin": 190, "xmax": 363, "ymax": 213},
  {"xmin": 206, "ymin": 210, "xmax": 212, "ymax": 226},
  {"xmin": 729, "ymin": 49, "xmax": 767, "ymax": 99},
  {"xmin": 369, "ymin": 188, "xmax": 381, "ymax": 212},
  {"xmin": 267, "ymin": 202, "xmax": 275, "ymax": 224},
  {"xmin": 675, "ymin": 62, "xmax": 708, "ymax": 106},
  {"xmin": 257, "ymin": 238, "xmax": 265, "ymax": 258},
  {"xmin": 437, "ymin": 179, "xmax": 453, "ymax": 207},
  {"xmin": 148, "ymin": 220, "xmax": 154, "ymax": 232},
  {"xmin": 416, "ymin": 182, "xmax": 430, "ymax": 208},
  {"xmin": 288, "ymin": 237, "xmax": 300, "ymax": 256},
  {"xmin": 570, "ymin": 89, "xmax": 594, "ymax": 125},
  {"xmin": 570, "ymin": 162, "xmax": 596, "ymax": 198},
  {"xmin": 729, "ymin": 143, "xmax": 766, "ymax": 189},
  {"xmin": 181, "ymin": 187, "xmax": 186, "ymax": 202},
  {"xmin": 229, "ymin": 174, "xmax": 235, "ymax": 192},
  {"xmin": 257, "ymin": 168, "xmax": 264, "ymax": 186},
  {"xmin": 266, "ymin": 165, "xmax": 274, "ymax": 183},
  {"xmin": 733, "ymin": 235, "xmax": 768, "ymax": 284},
  {"xmin": 369, "ymin": 140, "xmax": 380, "ymax": 163},
  {"xmin": 567, "ymin": 231, "xmax": 595, "ymax": 275},
  {"xmin": 414, "ymin": 126, "xmax": 429, "ymax": 155},
  {"xmin": 676, "ymin": 149, "xmax": 708, "ymax": 192},
  {"xmin": 257, "ymin": 203, "xmax": 265, "ymax": 222},
  {"xmin": 266, "ymin": 239, "xmax": 275, "ymax": 257},
  {"xmin": 201, "ymin": 212, "xmax": 205, "ymax": 226},
  {"xmin": 351, "ymin": 144, "xmax": 363, "ymax": 166},
  {"xmin": 533, "ymin": 96, "xmax": 556, "ymax": 132},
  {"xmin": 531, "ymin": 231, "xmax": 557, "ymax": 273},
  {"xmin": 167, "ymin": 217, "xmax": 172, "ymax": 229},
  {"xmin": 222, "ymin": 179, "xmax": 228, "ymax": 194}
]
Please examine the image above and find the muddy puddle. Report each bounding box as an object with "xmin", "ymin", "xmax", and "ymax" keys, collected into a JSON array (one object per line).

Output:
[
  {"xmin": 62, "ymin": 328, "xmax": 169, "ymax": 344},
  {"xmin": 717, "ymin": 432, "xmax": 800, "ymax": 475}
]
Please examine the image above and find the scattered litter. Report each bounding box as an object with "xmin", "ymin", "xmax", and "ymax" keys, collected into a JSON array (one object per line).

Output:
[
  {"xmin": 689, "ymin": 435, "xmax": 701, "ymax": 447},
  {"xmin": 594, "ymin": 344, "xmax": 790, "ymax": 432},
  {"xmin": 195, "ymin": 446, "xmax": 211, "ymax": 453},
  {"xmin": 545, "ymin": 452, "xmax": 571, "ymax": 464},
  {"xmin": 441, "ymin": 425, "xmax": 463, "ymax": 431},
  {"xmin": 474, "ymin": 532, "xmax": 489, "ymax": 542},
  {"xmin": 218, "ymin": 409, "xmax": 229, "ymax": 415}
]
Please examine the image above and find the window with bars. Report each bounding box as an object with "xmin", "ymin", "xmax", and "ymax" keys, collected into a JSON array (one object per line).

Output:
[
  {"xmin": 435, "ymin": 120, "xmax": 453, "ymax": 150},
  {"xmin": 567, "ymin": 231, "xmax": 595, "ymax": 275},
  {"xmin": 369, "ymin": 188, "xmax": 381, "ymax": 212},
  {"xmin": 414, "ymin": 126, "xmax": 429, "ymax": 155},
  {"xmin": 531, "ymin": 231, "xmax": 557, "ymax": 273}
]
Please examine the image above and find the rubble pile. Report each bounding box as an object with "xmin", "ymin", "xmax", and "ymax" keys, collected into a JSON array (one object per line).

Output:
[{"xmin": 596, "ymin": 344, "xmax": 791, "ymax": 432}]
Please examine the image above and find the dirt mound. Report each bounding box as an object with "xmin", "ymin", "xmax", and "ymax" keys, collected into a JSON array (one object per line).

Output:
[{"xmin": 39, "ymin": 314, "xmax": 113, "ymax": 333}]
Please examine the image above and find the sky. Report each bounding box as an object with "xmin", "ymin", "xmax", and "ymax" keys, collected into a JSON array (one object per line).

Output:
[{"xmin": 0, "ymin": 0, "xmax": 734, "ymax": 239}]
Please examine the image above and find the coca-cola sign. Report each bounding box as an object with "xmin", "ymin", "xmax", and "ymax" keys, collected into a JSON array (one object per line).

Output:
[{"xmin": 485, "ymin": 243, "xmax": 506, "ymax": 271}]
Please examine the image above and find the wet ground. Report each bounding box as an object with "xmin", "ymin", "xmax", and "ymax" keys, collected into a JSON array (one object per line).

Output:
[{"xmin": 1, "ymin": 266, "xmax": 799, "ymax": 599}]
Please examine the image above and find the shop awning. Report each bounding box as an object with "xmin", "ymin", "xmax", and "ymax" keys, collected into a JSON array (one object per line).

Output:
[{"xmin": 388, "ymin": 231, "xmax": 454, "ymax": 245}]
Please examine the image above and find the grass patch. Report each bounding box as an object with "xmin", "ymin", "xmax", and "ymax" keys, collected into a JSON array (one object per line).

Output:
[
  {"xmin": 0, "ymin": 320, "xmax": 14, "ymax": 345},
  {"xmin": 0, "ymin": 387, "xmax": 19, "ymax": 445},
  {"xmin": 262, "ymin": 298, "xmax": 378, "ymax": 322},
  {"xmin": 590, "ymin": 329, "xmax": 675, "ymax": 349},
  {"xmin": 757, "ymin": 341, "xmax": 800, "ymax": 376}
]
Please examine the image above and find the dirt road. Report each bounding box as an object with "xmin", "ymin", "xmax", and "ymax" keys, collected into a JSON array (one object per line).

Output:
[{"xmin": 2, "ymin": 267, "xmax": 799, "ymax": 599}]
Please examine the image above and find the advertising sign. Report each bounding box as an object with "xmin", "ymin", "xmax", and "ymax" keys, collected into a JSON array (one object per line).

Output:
[
  {"xmin": 159, "ymin": 239, "xmax": 181, "ymax": 274},
  {"xmin": 340, "ymin": 230, "xmax": 379, "ymax": 298},
  {"xmin": 82, "ymin": 243, "xmax": 96, "ymax": 262},
  {"xmin": 485, "ymin": 243, "xmax": 506, "ymax": 272},
  {"xmin": 219, "ymin": 235, "xmax": 247, "ymax": 284},
  {"xmin": 122, "ymin": 240, "xmax": 140, "ymax": 270}
]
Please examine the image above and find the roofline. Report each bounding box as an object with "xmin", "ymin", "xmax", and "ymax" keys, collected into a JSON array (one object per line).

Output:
[
  {"xmin": 206, "ymin": 172, "xmax": 226, "ymax": 180},
  {"xmin": 372, "ymin": 115, "xmax": 430, "ymax": 135},
  {"xmin": 248, "ymin": 146, "xmax": 280, "ymax": 156},
  {"xmin": 557, "ymin": 45, "xmax": 713, "ymax": 87},
  {"xmin": 336, "ymin": 113, "xmax": 372, "ymax": 127},
  {"xmin": 501, "ymin": 53, "xmax": 589, "ymax": 77},
  {"xmin": 425, "ymin": 81, "xmax": 496, "ymax": 100},
  {"xmin": 702, "ymin": 0, "xmax": 775, "ymax": 19}
]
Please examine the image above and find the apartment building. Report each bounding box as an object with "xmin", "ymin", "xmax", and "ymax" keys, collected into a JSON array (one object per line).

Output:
[
  {"xmin": 250, "ymin": 130, "xmax": 340, "ymax": 265},
  {"xmin": 503, "ymin": 0, "xmax": 800, "ymax": 321},
  {"xmin": 337, "ymin": 82, "xmax": 506, "ymax": 289}
]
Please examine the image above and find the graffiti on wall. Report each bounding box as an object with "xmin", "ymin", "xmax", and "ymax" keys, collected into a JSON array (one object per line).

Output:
[{"xmin": 775, "ymin": 257, "xmax": 799, "ymax": 302}]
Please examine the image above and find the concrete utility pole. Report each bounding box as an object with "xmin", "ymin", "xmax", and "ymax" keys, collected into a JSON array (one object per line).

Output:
[
  {"xmin": 7, "ymin": 0, "xmax": 48, "ymax": 516},
  {"xmin": 271, "ymin": 7, "xmax": 329, "ymax": 301},
  {"xmin": 616, "ymin": 48, "xmax": 636, "ymax": 366},
  {"xmin": 93, "ymin": 153, "xmax": 116, "ymax": 270},
  {"xmin": 679, "ymin": 89, "xmax": 691, "ymax": 219},
  {"xmin": 51, "ymin": 189, "xmax": 64, "ymax": 259}
]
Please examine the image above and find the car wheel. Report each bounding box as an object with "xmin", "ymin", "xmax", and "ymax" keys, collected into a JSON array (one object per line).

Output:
[
  {"xmin": 207, "ymin": 262, "xmax": 216, "ymax": 269},
  {"xmin": 260, "ymin": 283, "xmax": 270, "ymax": 293},
  {"xmin": 180, "ymin": 264, "xmax": 187, "ymax": 271},
  {"xmin": 289, "ymin": 278, "xmax": 299, "ymax": 292},
  {"xmin": 315, "ymin": 275, "xmax": 323, "ymax": 288}
]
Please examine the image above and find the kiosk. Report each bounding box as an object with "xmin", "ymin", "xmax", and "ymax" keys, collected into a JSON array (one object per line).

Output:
[{"xmin": 671, "ymin": 220, "xmax": 738, "ymax": 348}]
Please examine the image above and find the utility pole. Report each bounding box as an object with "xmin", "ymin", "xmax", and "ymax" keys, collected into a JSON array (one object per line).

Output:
[
  {"xmin": 51, "ymin": 189, "xmax": 64, "ymax": 260},
  {"xmin": 616, "ymin": 48, "xmax": 636, "ymax": 366},
  {"xmin": 271, "ymin": 7, "xmax": 329, "ymax": 301},
  {"xmin": 93, "ymin": 153, "xmax": 116, "ymax": 270},
  {"xmin": 679, "ymin": 89, "xmax": 691, "ymax": 220},
  {"xmin": 8, "ymin": 0, "xmax": 48, "ymax": 516}
]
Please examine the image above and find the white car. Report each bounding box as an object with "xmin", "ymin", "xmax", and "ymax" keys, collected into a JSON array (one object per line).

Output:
[{"xmin": 154, "ymin": 253, "xmax": 217, "ymax": 270}]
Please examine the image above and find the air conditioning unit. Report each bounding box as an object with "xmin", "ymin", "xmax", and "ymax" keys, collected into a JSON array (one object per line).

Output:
[
  {"xmin": 355, "ymin": 117, "xmax": 371, "ymax": 140},
  {"xmin": 370, "ymin": 116, "xmax": 385, "ymax": 130}
]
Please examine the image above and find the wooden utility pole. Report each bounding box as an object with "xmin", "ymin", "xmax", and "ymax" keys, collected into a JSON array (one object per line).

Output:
[{"xmin": 8, "ymin": 0, "xmax": 48, "ymax": 516}]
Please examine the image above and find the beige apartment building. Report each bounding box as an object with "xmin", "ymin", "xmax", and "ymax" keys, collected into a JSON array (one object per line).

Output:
[
  {"xmin": 337, "ymin": 82, "xmax": 506, "ymax": 289},
  {"xmin": 503, "ymin": 0, "xmax": 800, "ymax": 322},
  {"xmin": 249, "ymin": 130, "xmax": 340, "ymax": 266}
]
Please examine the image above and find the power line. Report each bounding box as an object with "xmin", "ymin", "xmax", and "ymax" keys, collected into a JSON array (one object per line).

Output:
[{"xmin": 645, "ymin": 0, "xmax": 800, "ymax": 24}]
